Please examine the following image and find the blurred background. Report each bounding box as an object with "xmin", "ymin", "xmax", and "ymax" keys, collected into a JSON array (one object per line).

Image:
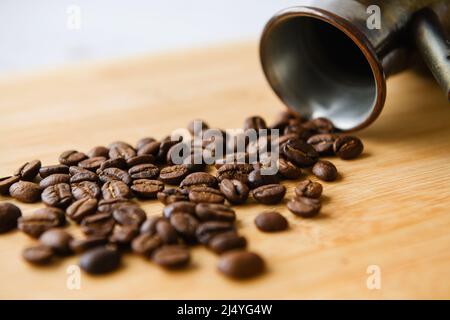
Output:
[{"xmin": 0, "ymin": 0, "xmax": 299, "ymax": 75}]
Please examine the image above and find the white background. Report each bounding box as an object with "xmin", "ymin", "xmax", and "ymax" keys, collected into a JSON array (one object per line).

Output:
[{"xmin": 0, "ymin": 0, "xmax": 299, "ymax": 75}]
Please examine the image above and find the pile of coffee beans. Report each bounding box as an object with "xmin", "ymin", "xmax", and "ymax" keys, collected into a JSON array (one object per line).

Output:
[{"xmin": 0, "ymin": 110, "xmax": 364, "ymax": 279}]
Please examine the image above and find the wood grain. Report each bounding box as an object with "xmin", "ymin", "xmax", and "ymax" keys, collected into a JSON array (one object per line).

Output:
[{"xmin": 0, "ymin": 42, "xmax": 449, "ymax": 299}]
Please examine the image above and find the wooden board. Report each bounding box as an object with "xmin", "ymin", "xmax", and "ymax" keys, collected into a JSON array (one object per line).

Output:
[{"xmin": 0, "ymin": 42, "xmax": 449, "ymax": 299}]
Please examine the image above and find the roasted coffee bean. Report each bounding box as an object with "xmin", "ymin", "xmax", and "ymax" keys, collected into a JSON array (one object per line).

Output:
[
  {"xmin": 18, "ymin": 207, "xmax": 65, "ymax": 238},
  {"xmin": 99, "ymin": 158, "xmax": 127, "ymax": 171},
  {"xmin": 39, "ymin": 173, "xmax": 70, "ymax": 189},
  {"xmin": 39, "ymin": 229, "xmax": 73, "ymax": 255},
  {"xmin": 304, "ymin": 117, "xmax": 335, "ymax": 134},
  {"xmin": 189, "ymin": 186, "xmax": 225, "ymax": 204},
  {"xmin": 214, "ymin": 152, "xmax": 250, "ymax": 169},
  {"xmin": 39, "ymin": 164, "xmax": 69, "ymax": 179},
  {"xmin": 254, "ymin": 211, "xmax": 288, "ymax": 232},
  {"xmin": 140, "ymin": 216, "xmax": 163, "ymax": 235},
  {"xmin": 14, "ymin": 160, "xmax": 41, "ymax": 181},
  {"xmin": 152, "ymin": 245, "xmax": 190, "ymax": 268},
  {"xmin": 59, "ymin": 150, "xmax": 87, "ymax": 166},
  {"xmin": 131, "ymin": 179, "xmax": 164, "ymax": 199},
  {"xmin": 0, "ymin": 202, "xmax": 22, "ymax": 233},
  {"xmin": 78, "ymin": 156, "xmax": 107, "ymax": 172},
  {"xmin": 244, "ymin": 116, "xmax": 267, "ymax": 132},
  {"xmin": 69, "ymin": 166, "xmax": 98, "ymax": 183},
  {"xmin": 71, "ymin": 181, "xmax": 101, "ymax": 200},
  {"xmin": 0, "ymin": 175, "xmax": 20, "ymax": 195},
  {"xmin": 81, "ymin": 213, "xmax": 115, "ymax": 237},
  {"xmin": 170, "ymin": 213, "xmax": 199, "ymax": 242},
  {"xmin": 283, "ymin": 122, "xmax": 315, "ymax": 140},
  {"xmin": 294, "ymin": 180, "xmax": 322, "ymax": 199},
  {"xmin": 187, "ymin": 119, "xmax": 209, "ymax": 136},
  {"xmin": 312, "ymin": 160, "xmax": 338, "ymax": 182},
  {"xmin": 216, "ymin": 163, "xmax": 254, "ymax": 183},
  {"xmin": 218, "ymin": 250, "xmax": 265, "ymax": 278},
  {"xmin": 98, "ymin": 198, "xmax": 135, "ymax": 213},
  {"xmin": 109, "ymin": 143, "xmax": 136, "ymax": 160},
  {"xmin": 22, "ymin": 245, "xmax": 54, "ymax": 265},
  {"xmin": 157, "ymin": 139, "xmax": 180, "ymax": 162},
  {"xmin": 282, "ymin": 138, "xmax": 318, "ymax": 167},
  {"xmin": 195, "ymin": 221, "xmax": 234, "ymax": 245},
  {"xmin": 41, "ymin": 183, "xmax": 72, "ymax": 208},
  {"xmin": 140, "ymin": 217, "xmax": 179, "ymax": 244},
  {"xmin": 163, "ymin": 201, "xmax": 196, "ymax": 219},
  {"xmin": 98, "ymin": 167, "xmax": 132, "ymax": 185},
  {"xmin": 307, "ymin": 134, "xmax": 337, "ymax": 155},
  {"xmin": 9, "ymin": 181, "xmax": 42, "ymax": 203},
  {"xmin": 101, "ymin": 180, "xmax": 131, "ymax": 200},
  {"xmin": 132, "ymin": 233, "xmax": 162, "ymax": 257},
  {"xmin": 157, "ymin": 188, "xmax": 190, "ymax": 204},
  {"xmin": 287, "ymin": 197, "xmax": 321, "ymax": 218},
  {"xmin": 69, "ymin": 236, "xmax": 108, "ymax": 253},
  {"xmin": 137, "ymin": 141, "xmax": 160, "ymax": 156},
  {"xmin": 247, "ymin": 169, "xmax": 279, "ymax": 189},
  {"xmin": 252, "ymin": 184, "xmax": 286, "ymax": 205},
  {"xmin": 277, "ymin": 158, "xmax": 302, "ymax": 180},
  {"xmin": 113, "ymin": 205, "xmax": 146, "ymax": 227},
  {"xmin": 136, "ymin": 137, "xmax": 157, "ymax": 151},
  {"xmin": 180, "ymin": 172, "xmax": 218, "ymax": 189},
  {"xmin": 128, "ymin": 163, "xmax": 159, "ymax": 180},
  {"xmin": 219, "ymin": 179, "xmax": 249, "ymax": 205},
  {"xmin": 109, "ymin": 225, "xmax": 139, "ymax": 245},
  {"xmin": 87, "ymin": 146, "xmax": 109, "ymax": 158},
  {"xmin": 270, "ymin": 110, "xmax": 304, "ymax": 131},
  {"xmin": 208, "ymin": 232, "xmax": 247, "ymax": 254},
  {"xmin": 126, "ymin": 155, "xmax": 155, "ymax": 168},
  {"xmin": 159, "ymin": 165, "xmax": 190, "ymax": 185},
  {"xmin": 79, "ymin": 246, "xmax": 121, "ymax": 274},
  {"xmin": 66, "ymin": 198, "xmax": 98, "ymax": 223},
  {"xmin": 195, "ymin": 203, "xmax": 235, "ymax": 222},
  {"xmin": 334, "ymin": 135, "xmax": 364, "ymax": 159}
]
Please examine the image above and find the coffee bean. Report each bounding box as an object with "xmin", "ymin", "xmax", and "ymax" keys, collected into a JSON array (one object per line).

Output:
[
  {"xmin": 98, "ymin": 198, "xmax": 135, "ymax": 213},
  {"xmin": 39, "ymin": 164, "xmax": 69, "ymax": 179},
  {"xmin": 195, "ymin": 203, "xmax": 235, "ymax": 222},
  {"xmin": 189, "ymin": 186, "xmax": 225, "ymax": 204},
  {"xmin": 101, "ymin": 180, "xmax": 131, "ymax": 200},
  {"xmin": 128, "ymin": 164, "xmax": 159, "ymax": 180},
  {"xmin": 170, "ymin": 213, "xmax": 199, "ymax": 242},
  {"xmin": 195, "ymin": 221, "xmax": 234, "ymax": 245},
  {"xmin": 113, "ymin": 205, "xmax": 146, "ymax": 227},
  {"xmin": 216, "ymin": 163, "xmax": 254, "ymax": 183},
  {"xmin": 252, "ymin": 184, "xmax": 286, "ymax": 205},
  {"xmin": 159, "ymin": 165, "xmax": 190, "ymax": 185},
  {"xmin": 14, "ymin": 160, "xmax": 41, "ymax": 181},
  {"xmin": 136, "ymin": 137, "xmax": 157, "ymax": 151},
  {"xmin": 78, "ymin": 156, "xmax": 107, "ymax": 172},
  {"xmin": 307, "ymin": 134, "xmax": 337, "ymax": 155},
  {"xmin": 39, "ymin": 229, "xmax": 73, "ymax": 255},
  {"xmin": 187, "ymin": 119, "xmax": 209, "ymax": 136},
  {"xmin": 284, "ymin": 122, "xmax": 315, "ymax": 140},
  {"xmin": 87, "ymin": 146, "xmax": 109, "ymax": 158},
  {"xmin": 41, "ymin": 183, "xmax": 72, "ymax": 208},
  {"xmin": 9, "ymin": 181, "xmax": 42, "ymax": 203},
  {"xmin": 157, "ymin": 139, "xmax": 180, "ymax": 162},
  {"xmin": 219, "ymin": 179, "xmax": 249, "ymax": 205},
  {"xmin": 218, "ymin": 250, "xmax": 265, "ymax": 278},
  {"xmin": 312, "ymin": 160, "xmax": 338, "ymax": 182},
  {"xmin": 99, "ymin": 158, "xmax": 127, "ymax": 171},
  {"xmin": 126, "ymin": 155, "xmax": 156, "ymax": 168},
  {"xmin": 305, "ymin": 117, "xmax": 335, "ymax": 134},
  {"xmin": 282, "ymin": 138, "xmax": 318, "ymax": 167},
  {"xmin": 244, "ymin": 116, "xmax": 267, "ymax": 132},
  {"xmin": 81, "ymin": 213, "xmax": 115, "ymax": 237},
  {"xmin": 152, "ymin": 245, "xmax": 190, "ymax": 268},
  {"xmin": 270, "ymin": 110, "xmax": 303, "ymax": 131},
  {"xmin": 163, "ymin": 201, "xmax": 196, "ymax": 219},
  {"xmin": 255, "ymin": 211, "xmax": 288, "ymax": 232},
  {"xmin": 18, "ymin": 207, "xmax": 65, "ymax": 238},
  {"xmin": 71, "ymin": 181, "xmax": 101, "ymax": 200},
  {"xmin": 59, "ymin": 150, "xmax": 88, "ymax": 166},
  {"xmin": 109, "ymin": 144, "xmax": 136, "ymax": 160},
  {"xmin": 247, "ymin": 169, "xmax": 279, "ymax": 189},
  {"xmin": 39, "ymin": 173, "xmax": 70, "ymax": 189},
  {"xmin": 22, "ymin": 245, "xmax": 54, "ymax": 265},
  {"xmin": 277, "ymin": 158, "xmax": 302, "ymax": 180},
  {"xmin": 294, "ymin": 180, "xmax": 322, "ymax": 198},
  {"xmin": 137, "ymin": 141, "xmax": 160, "ymax": 156},
  {"xmin": 0, "ymin": 202, "xmax": 22, "ymax": 233},
  {"xmin": 287, "ymin": 197, "xmax": 321, "ymax": 217},
  {"xmin": 334, "ymin": 135, "xmax": 364, "ymax": 159},
  {"xmin": 154, "ymin": 218, "xmax": 179, "ymax": 244},
  {"xmin": 66, "ymin": 197, "xmax": 98, "ymax": 223},
  {"xmin": 69, "ymin": 166, "xmax": 98, "ymax": 183},
  {"xmin": 157, "ymin": 188, "xmax": 190, "ymax": 204},
  {"xmin": 98, "ymin": 167, "xmax": 132, "ymax": 185},
  {"xmin": 69, "ymin": 236, "xmax": 108, "ymax": 253},
  {"xmin": 208, "ymin": 232, "xmax": 247, "ymax": 254},
  {"xmin": 0, "ymin": 175, "xmax": 20, "ymax": 195},
  {"xmin": 131, "ymin": 179, "xmax": 164, "ymax": 199},
  {"xmin": 215, "ymin": 152, "xmax": 250, "ymax": 169},
  {"xmin": 80, "ymin": 246, "xmax": 121, "ymax": 274},
  {"xmin": 109, "ymin": 225, "xmax": 139, "ymax": 245},
  {"xmin": 131, "ymin": 233, "xmax": 162, "ymax": 257},
  {"xmin": 180, "ymin": 172, "xmax": 218, "ymax": 189}
]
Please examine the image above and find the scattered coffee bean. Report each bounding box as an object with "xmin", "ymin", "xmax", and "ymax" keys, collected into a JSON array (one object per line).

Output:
[
  {"xmin": 208, "ymin": 232, "xmax": 247, "ymax": 254},
  {"xmin": 136, "ymin": 137, "xmax": 157, "ymax": 151},
  {"xmin": 14, "ymin": 160, "xmax": 41, "ymax": 181},
  {"xmin": 154, "ymin": 219, "xmax": 179, "ymax": 244},
  {"xmin": 98, "ymin": 167, "xmax": 132, "ymax": 185},
  {"xmin": 132, "ymin": 233, "xmax": 162, "ymax": 257},
  {"xmin": 79, "ymin": 246, "xmax": 121, "ymax": 274},
  {"xmin": 98, "ymin": 198, "xmax": 134, "ymax": 213},
  {"xmin": 163, "ymin": 201, "xmax": 196, "ymax": 219},
  {"xmin": 113, "ymin": 205, "xmax": 146, "ymax": 227},
  {"xmin": 109, "ymin": 225, "xmax": 139, "ymax": 245},
  {"xmin": 109, "ymin": 143, "xmax": 136, "ymax": 160},
  {"xmin": 0, "ymin": 202, "xmax": 22, "ymax": 233},
  {"xmin": 334, "ymin": 135, "xmax": 364, "ymax": 159},
  {"xmin": 244, "ymin": 116, "xmax": 267, "ymax": 132},
  {"xmin": 294, "ymin": 180, "xmax": 323, "ymax": 198},
  {"xmin": 195, "ymin": 221, "xmax": 234, "ymax": 245},
  {"xmin": 39, "ymin": 228, "xmax": 73, "ymax": 255},
  {"xmin": 99, "ymin": 158, "xmax": 127, "ymax": 171},
  {"xmin": 130, "ymin": 179, "xmax": 164, "ymax": 199},
  {"xmin": 69, "ymin": 166, "xmax": 98, "ymax": 183},
  {"xmin": 195, "ymin": 203, "xmax": 236, "ymax": 222},
  {"xmin": 189, "ymin": 186, "xmax": 225, "ymax": 204},
  {"xmin": 180, "ymin": 172, "xmax": 218, "ymax": 189},
  {"xmin": 218, "ymin": 250, "xmax": 265, "ymax": 278},
  {"xmin": 9, "ymin": 181, "xmax": 42, "ymax": 203},
  {"xmin": 128, "ymin": 163, "xmax": 159, "ymax": 180},
  {"xmin": 287, "ymin": 197, "xmax": 321, "ymax": 218},
  {"xmin": 59, "ymin": 150, "xmax": 87, "ymax": 166},
  {"xmin": 39, "ymin": 164, "xmax": 69, "ymax": 179},
  {"xmin": 170, "ymin": 213, "xmax": 199, "ymax": 242},
  {"xmin": 101, "ymin": 180, "xmax": 131, "ymax": 200},
  {"xmin": 137, "ymin": 141, "xmax": 160, "ymax": 156},
  {"xmin": 69, "ymin": 236, "xmax": 108, "ymax": 253},
  {"xmin": 277, "ymin": 158, "xmax": 302, "ymax": 179},
  {"xmin": 247, "ymin": 169, "xmax": 279, "ymax": 189},
  {"xmin": 41, "ymin": 183, "xmax": 72, "ymax": 208},
  {"xmin": 282, "ymin": 138, "xmax": 318, "ymax": 167},
  {"xmin": 39, "ymin": 173, "xmax": 70, "ymax": 189},
  {"xmin": 252, "ymin": 184, "xmax": 286, "ymax": 205},
  {"xmin": 126, "ymin": 155, "xmax": 155, "ymax": 168},
  {"xmin": 219, "ymin": 179, "xmax": 249, "ymax": 205},
  {"xmin": 307, "ymin": 134, "xmax": 337, "ymax": 155},
  {"xmin": 22, "ymin": 245, "xmax": 54, "ymax": 265},
  {"xmin": 159, "ymin": 165, "xmax": 190, "ymax": 185},
  {"xmin": 306, "ymin": 117, "xmax": 335, "ymax": 133},
  {"xmin": 87, "ymin": 146, "xmax": 109, "ymax": 158},
  {"xmin": 312, "ymin": 160, "xmax": 338, "ymax": 181},
  {"xmin": 78, "ymin": 156, "xmax": 107, "ymax": 172},
  {"xmin": 81, "ymin": 213, "xmax": 115, "ymax": 237},
  {"xmin": 66, "ymin": 197, "xmax": 98, "ymax": 223},
  {"xmin": 0, "ymin": 176, "xmax": 20, "ymax": 195},
  {"xmin": 216, "ymin": 163, "xmax": 254, "ymax": 183},
  {"xmin": 255, "ymin": 211, "xmax": 288, "ymax": 232},
  {"xmin": 187, "ymin": 119, "xmax": 209, "ymax": 136},
  {"xmin": 71, "ymin": 181, "xmax": 101, "ymax": 200},
  {"xmin": 157, "ymin": 188, "xmax": 190, "ymax": 204},
  {"xmin": 152, "ymin": 245, "xmax": 190, "ymax": 269},
  {"xmin": 18, "ymin": 207, "xmax": 65, "ymax": 238}
]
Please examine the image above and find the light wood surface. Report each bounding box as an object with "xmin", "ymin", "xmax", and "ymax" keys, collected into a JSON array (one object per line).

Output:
[{"xmin": 0, "ymin": 42, "xmax": 449, "ymax": 299}]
